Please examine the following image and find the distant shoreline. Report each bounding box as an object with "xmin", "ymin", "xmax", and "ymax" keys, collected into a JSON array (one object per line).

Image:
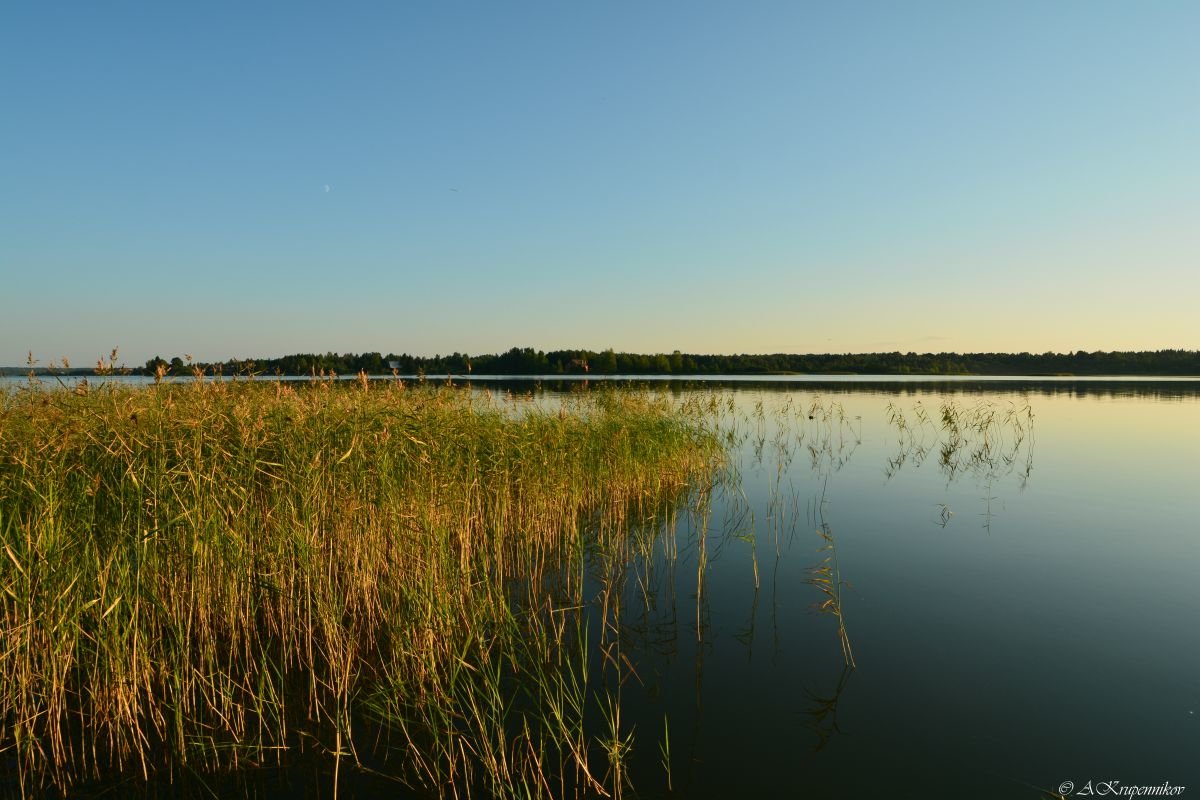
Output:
[
  {"xmin": 5, "ymin": 348, "xmax": 1200, "ymax": 379},
  {"xmin": 5, "ymin": 370, "xmax": 1200, "ymax": 381}
]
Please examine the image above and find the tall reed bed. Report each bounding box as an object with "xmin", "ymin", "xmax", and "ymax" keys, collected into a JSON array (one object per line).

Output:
[{"xmin": 0, "ymin": 378, "xmax": 722, "ymax": 796}]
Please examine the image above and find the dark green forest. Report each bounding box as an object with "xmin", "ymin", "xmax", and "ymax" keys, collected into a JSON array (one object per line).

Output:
[
  {"xmin": 7, "ymin": 349, "xmax": 1198, "ymax": 378},
  {"xmin": 119, "ymin": 348, "xmax": 1200, "ymax": 377}
]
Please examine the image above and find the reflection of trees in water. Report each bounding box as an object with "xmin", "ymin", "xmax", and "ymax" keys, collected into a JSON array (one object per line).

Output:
[{"xmin": 468, "ymin": 377, "xmax": 1200, "ymax": 404}]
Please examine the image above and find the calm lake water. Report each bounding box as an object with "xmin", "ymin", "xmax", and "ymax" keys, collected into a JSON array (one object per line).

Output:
[
  {"xmin": 518, "ymin": 378, "xmax": 1198, "ymax": 800},
  {"xmin": 595, "ymin": 380, "xmax": 1200, "ymax": 799},
  {"xmin": 8, "ymin": 376, "xmax": 1198, "ymax": 798}
]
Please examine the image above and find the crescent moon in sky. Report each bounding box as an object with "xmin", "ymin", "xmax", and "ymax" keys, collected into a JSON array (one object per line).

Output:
[{"xmin": 323, "ymin": 184, "xmax": 331, "ymax": 193}]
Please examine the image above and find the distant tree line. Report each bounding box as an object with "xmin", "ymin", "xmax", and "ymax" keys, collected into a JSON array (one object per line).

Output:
[{"xmin": 135, "ymin": 348, "xmax": 1200, "ymax": 377}]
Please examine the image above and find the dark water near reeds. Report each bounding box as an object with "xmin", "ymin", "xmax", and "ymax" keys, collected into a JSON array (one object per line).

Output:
[
  {"xmin": 604, "ymin": 381, "xmax": 1199, "ymax": 799},
  {"xmin": 535, "ymin": 378, "xmax": 1197, "ymax": 800},
  {"xmin": 11, "ymin": 376, "xmax": 1199, "ymax": 798}
]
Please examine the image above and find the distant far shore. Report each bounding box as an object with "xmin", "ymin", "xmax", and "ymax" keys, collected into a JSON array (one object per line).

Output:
[{"xmin": 5, "ymin": 348, "xmax": 1199, "ymax": 378}]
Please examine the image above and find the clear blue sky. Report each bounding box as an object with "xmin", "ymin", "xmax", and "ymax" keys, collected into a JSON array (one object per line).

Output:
[{"xmin": 3, "ymin": 0, "xmax": 1198, "ymax": 366}]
